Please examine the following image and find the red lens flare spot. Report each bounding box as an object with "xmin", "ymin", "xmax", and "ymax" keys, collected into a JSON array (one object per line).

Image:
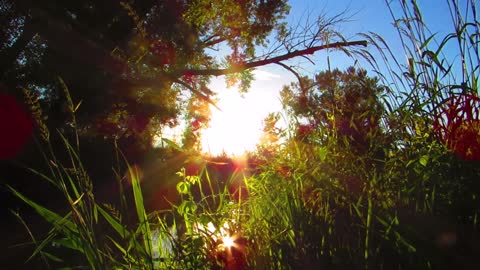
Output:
[
  {"xmin": 0, "ymin": 94, "xmax": 33, "ymax": 160},
  {"xmin": 433, "ymin": 94, "xmax": 480, "ymax": 160}
]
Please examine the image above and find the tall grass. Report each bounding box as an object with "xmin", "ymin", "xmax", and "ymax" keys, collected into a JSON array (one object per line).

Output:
[
  {"xmin": 365, "ymin": 0, "xmax": 480, "ymax": 226},
  {"xmin": 364, "ymin": 0, "xmax": 478, "ymax": 114},
  {"xmin": 240, "ymin": 2, "xmax": 479, "ymax": 269},
  {"xmin": 9, "ymin": 87, "xmax": 246, "ymax": 268},
  {"xmin": 9, "ymin": 80, "xmax": 163, "ymax": 269}
]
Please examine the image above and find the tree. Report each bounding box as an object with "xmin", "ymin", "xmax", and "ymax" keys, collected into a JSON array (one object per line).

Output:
[
  {"xmin": 281, "ymin": 67, "xmax": 387, "ymax": 155},
  {"xmin": 0, "ymin": 0, "xmax": 367, "ymax": 158}
]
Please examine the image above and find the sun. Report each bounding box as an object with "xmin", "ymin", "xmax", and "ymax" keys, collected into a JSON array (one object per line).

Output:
[
  {"xmin": 200, "ymin": 86, "xmax": 268, "ymax": 156},
  {"xmin": 221, "ymin": 235, "xmax": 235, "ymax": 249}
]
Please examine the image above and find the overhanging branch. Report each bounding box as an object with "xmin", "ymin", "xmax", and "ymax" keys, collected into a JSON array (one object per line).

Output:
[
  {"xmin": 173, "ymin": 79, "xmax": 220, "ymax": 110},
  {"xmin": 181, "ymin": 40, "xmax": 367, "ymax": 77}
]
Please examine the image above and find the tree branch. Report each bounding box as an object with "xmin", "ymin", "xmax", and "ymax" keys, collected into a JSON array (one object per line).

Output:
[
  {"xmin": 172, "ymin": 79, "xmax": 220, "ymax": 110},
  {"xmin": 181, "ymin": 40, "xmax": 367, "ymax": 76},
  {"xmin": 275, "ymin": 62, "xmax": 306, "ymax": 92}
]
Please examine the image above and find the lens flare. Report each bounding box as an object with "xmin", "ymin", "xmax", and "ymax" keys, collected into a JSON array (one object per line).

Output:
[{"xmin": 221, "ymin": 235, "xmax": 235, "ymax": 249}]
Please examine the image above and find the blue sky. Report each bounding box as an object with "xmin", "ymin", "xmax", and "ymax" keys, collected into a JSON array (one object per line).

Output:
[{"xmin": 285, "ymin": 0, "xmax": 456, "ymax": 74}]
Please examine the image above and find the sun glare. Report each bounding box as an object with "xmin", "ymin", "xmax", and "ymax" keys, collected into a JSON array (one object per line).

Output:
[
  {"xmin": 221, "ymin": 235, "xmax": 235, "ymax": 249},
  {"xmin": 200, "ymin": 87, "xmax": 267, "ymax": 156}
]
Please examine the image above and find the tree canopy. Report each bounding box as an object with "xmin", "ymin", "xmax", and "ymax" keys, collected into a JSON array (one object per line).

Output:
[
  {"xmin": 281, "ymin": 67, "xmax": 387, "ymax": 154},
  {"xmin": 0, "ymin": 0, "xmax": 367, "ymax": 160}
]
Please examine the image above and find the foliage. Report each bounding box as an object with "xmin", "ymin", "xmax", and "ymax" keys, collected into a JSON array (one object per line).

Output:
[
  {"xmin": 237, "ymin": 0, "xmax": 480, "ymax": 268},
  {"xmin": 8, "ymin": 137, "xmax": 247, "ymax": 269},
  {"xmin": 4, "ymin": 82, "xmax": 245, "ymax": 268},
  {"xmin": 0, "ymin": 0, "xmax": 366, "ymax": 158},
  {"xmin": 281, "ymin": 67, "xmax": 388, "ymax": 154},
  {"xmin": 3, "ymin": 0, "xmax": 480, "ymax": 269},
  {"xmin": 243, "ymin": 50, "xmax": 479, "ymax": 268}
]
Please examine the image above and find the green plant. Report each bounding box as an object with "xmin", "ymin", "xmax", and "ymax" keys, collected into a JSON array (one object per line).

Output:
[{"xmin": 8, "ymin": 81, "xmax": 164, "ymax": 269}]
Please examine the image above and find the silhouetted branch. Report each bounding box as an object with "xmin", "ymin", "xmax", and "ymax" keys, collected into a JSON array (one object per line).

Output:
[
  {"xmin": 181, "ymin": 40, "xmax": 367, "ymax": 77},
  {"xmin": 173, "ymin": 78, "xmax": 220, "ymax": 110},
  {"xmin": 275, "ymin": 62, "xmax": 306, "ymax": 92}
]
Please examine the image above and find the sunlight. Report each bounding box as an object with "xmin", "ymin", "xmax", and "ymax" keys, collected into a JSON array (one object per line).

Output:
[
  {"xmin": 221, "ymin": 235, "xmax": 235, "ymax": 249},
  {"xmin": 200, "ymin": 86, "xmax": 268, "ymax": 156},
  {"xmin": 156, "ymin": 69, "xmax": 291, "ymax": 153}
]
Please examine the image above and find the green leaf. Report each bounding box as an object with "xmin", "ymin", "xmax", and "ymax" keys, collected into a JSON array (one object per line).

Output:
[
  {"xmin": 176, "ymin": 181, "xmax": 190, "ymax": 195},
  {"xmin": 161, "ymin": 138, "xmax": 183, "ymax": 151},
  {"xmin": 318, "ymin": 146, "xmax": 328, "ymax": 161},
  {"xmin": 93, "ymin": 203, "xmax": 98, "ymax": 224},
  {"xmin": 177, "ymin": 201, "xmax": 197, "ymax": 216},
  {"xmin": 7, "ymin": 186, "xmax": 76, "ymax": 232},
  {"xmin": 52, "ymin": 237, "xmax": 83, "ymax": 252},
  {"xmin": 419, "ymin": 155, "xmax": 429, "ymax": 166},
  {"xmin": 128, "ymin": 165, "xmax": 152, "ymax": 257},
  {"xmin": 352, "ymin": 201, "xmax": 364, "ymax": 220},
  {"xmin": 42, "ymin": 252, "xmax": 64, "ymax": 263},
  {"xmin": 28, "ymin": 230, "xmax": 64, "ymax": 263},
  {"xmin": 419, "ymin": 33, "xmax": 437, "ymax": 50},
  {"xmin": 107, "ymin": 236, "xmax": 128, "ymax": 256},
  {"xmin": 97, "ymin": 205, "xmax": 129, "ymax": 238}
]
